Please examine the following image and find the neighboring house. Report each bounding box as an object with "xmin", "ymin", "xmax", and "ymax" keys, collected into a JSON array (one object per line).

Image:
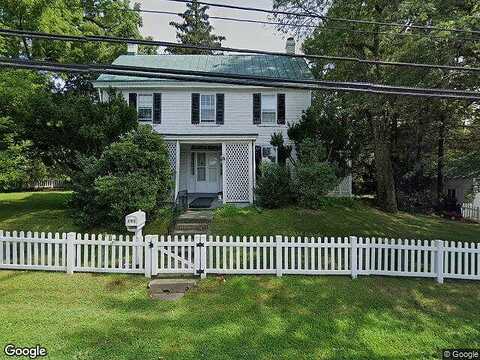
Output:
[
  {"xmin": 444, "ymin": 152, "xmax": 480, "ymax": 204},
  {"xmin": 93, "ymin": 39, "xmax": 352, "ymax": 206}
]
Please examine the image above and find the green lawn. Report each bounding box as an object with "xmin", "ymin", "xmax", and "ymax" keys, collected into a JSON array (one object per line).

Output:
[
  {"xmin": 0, "ymin": 192, "xmax": 479, "ymax": 242},
  {"xmin": 0, "ymin": 191, "xmax": 172, "ymax": 234},
  {"xmin": 211, "ymin": 203, "xmax": 480, "ymax": 241},
  {"xmin": 0, "ymin": 271, "xmax": 478, "ymax": 360}
]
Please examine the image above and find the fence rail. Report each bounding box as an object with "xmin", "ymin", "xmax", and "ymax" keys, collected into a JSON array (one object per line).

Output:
[
  {"xmin": 1, "ymin": 231, "xmax": 480, "ymax": 283},
  {"xmin": 462, "ymin": 203, "xmax": 480, "ymax": 223}
]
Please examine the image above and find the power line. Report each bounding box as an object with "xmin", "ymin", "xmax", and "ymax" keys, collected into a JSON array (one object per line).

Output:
[
  {"xmin": 164, "ymin": 0, "xmax": 480, "ymax": 36},
  {"xmin": 129, "ymin": 7, "xmax": 480, "ymax": 42},
  {"xmin": 1, "ymin": 57, "xmax": 479, "ymax": 100},
  {"xmin": 1, "ymin": 28, "xmax": 479, "ymax": 73}
]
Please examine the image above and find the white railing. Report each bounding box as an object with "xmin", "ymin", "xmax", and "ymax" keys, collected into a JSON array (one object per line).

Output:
[
  {"xmin": 329, "ymin": 175, "xmax": 353, "ymax": 197},
  {"xmin": 1, "ymin": 231, "xmax": 480, "ymax": 283},
  {"xmin": 28, "ymin": 179, "xmax": 67, "ymax": 190},
  {"xmin": 462, "ymin": 203, "xmax": 480, "ymax": 223}
]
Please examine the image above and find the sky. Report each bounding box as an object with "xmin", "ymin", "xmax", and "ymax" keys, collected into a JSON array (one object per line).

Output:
[{"xmin": 136, "ymin": 0, "xmax": 296, "ymax": 53}]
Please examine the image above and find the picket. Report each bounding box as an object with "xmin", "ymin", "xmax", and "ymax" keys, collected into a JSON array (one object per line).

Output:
[
  {"xmin": 462, "ymin": 203, "xmax": 480, "ymax": 222},
  {"xmin": 1, "ymin": 230, "xmax": 479, "ymax": 282}
]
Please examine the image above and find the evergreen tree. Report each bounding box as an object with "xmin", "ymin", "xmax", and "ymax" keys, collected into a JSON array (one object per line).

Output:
[{"xmin": 165, "ymin": 0, "xmax": 226, "ymax": 54}]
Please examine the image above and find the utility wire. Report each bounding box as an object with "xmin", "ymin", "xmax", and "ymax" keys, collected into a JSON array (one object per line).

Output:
[
  {"xmin": 1, "ymin": 57, "xmax": 479, "ymax": 100},
  {"xmin": 128, "ymin": 7, "xmax": 479, "ymax": 42},
  {"xmin": 164, "ymin": 0, "xmax": 480, "ymax": 36},
  {"xmin": 1, "ymin": 28, "xmax": 479, "ymax": 73}
]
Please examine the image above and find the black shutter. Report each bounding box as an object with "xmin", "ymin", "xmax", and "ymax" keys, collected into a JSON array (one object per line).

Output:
[
  {"xmin": 255, "ymin": 145, "xmax": 262, "ymax": 180},
  {"xmin": 153, "ymin": 93, "xmax": 162, "ymax": 124},
  {"xmin": 216, "ymin": 93, "xmax": 225, "ymax": 125},
  {"xmin": 253, "ymin": 93, "xmax": 261, "ymax": 124},
  {"xmin": 277, "ymin": 93, "xmax": 286, "ymax": 125},
  {"xmin": 128, "ymin": 93, "xmax": 137, "ymax": 109},
  {"xmin": 192, "ymin": 93, "xmax": 200, "ymax": 124}
]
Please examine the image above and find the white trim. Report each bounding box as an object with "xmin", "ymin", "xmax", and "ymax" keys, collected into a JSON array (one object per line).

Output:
[
  {"xmin": 248, "ymin": 141, "xmax": 254, "ymax": 203},
  {"xmin": 175, "ymin": 140, "xmax": 180, "ymax": 200},
  {"xmin": 163, "ymin": 135, "xmax": 258, "ymax": 142},
  {"xmin": 93, "ymin": 81, "xmax": 292, "ymax": 91}
]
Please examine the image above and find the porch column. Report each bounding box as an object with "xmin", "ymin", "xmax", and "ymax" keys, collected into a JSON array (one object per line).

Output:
[
  {"xmin": 175, "ymin": 140, "xmax": 180, "ymax": 201},
  {"xmin": 248, "ymin": 141, "xmax": 254, "ymax": 203},
  {"xmin": 222, "ymin": 142, "xmax": 227, "ymax": 202}
]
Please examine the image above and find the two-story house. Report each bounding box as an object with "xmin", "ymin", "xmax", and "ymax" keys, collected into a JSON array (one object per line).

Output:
[{"xmin": 93, "ymin": 39, "xmax": 351, "ymax": 207}]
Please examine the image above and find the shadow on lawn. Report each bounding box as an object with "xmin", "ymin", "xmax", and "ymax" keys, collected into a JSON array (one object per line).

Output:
[{"xmin": 60, "ymin": 276, "xmax": 480, "ymax": 360}]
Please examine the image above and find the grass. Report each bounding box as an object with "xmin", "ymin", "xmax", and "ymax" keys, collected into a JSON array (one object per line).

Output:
[
  {"xmin": 0, "ymin": 271, "xmax": 478, "ymax": 359},
  {"xmin": 210, "ymin": 202, "xmax": 480, "ymax": 241},
  {"xmin": 0, "ymin": 191, "xmax": 172, "ymax": 234}
]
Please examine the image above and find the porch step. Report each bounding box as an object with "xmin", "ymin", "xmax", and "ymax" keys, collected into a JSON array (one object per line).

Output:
[
  {"xmin": 175, "ymin": 223, "xmax": 209, "ymax": 232},
  {"xmin": 173, "ymin": 210, "xmax": 213, "ymax": 235},
  {"xmin": 176, "ymin": 210, "xmax": 213, "ymax": 224},
  {"xmin": 173, "ymin": 229, "xmax": 207, "ymax": 236}
]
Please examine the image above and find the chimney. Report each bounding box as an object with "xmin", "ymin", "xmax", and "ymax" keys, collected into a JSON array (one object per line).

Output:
[
  {"xmin": 127, "ymin": 43, "xmax": 138, "ymax": 55},
  {"xmin": 286, "ymin": 37, "xmax": 296, "ymax": 54}
]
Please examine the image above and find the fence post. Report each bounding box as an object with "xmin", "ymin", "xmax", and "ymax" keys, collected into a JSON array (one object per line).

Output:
[
  {"xmin": 350, "ymin": 236, "xmax": 358, "ymax": 279},
  {"xmin": 200, "ymin": 234, "xmax": 207, "ymax": 279},
  {"xmin": 276, "ymin": 235, "xmax": 283, "ymax": 277},
  {"xmin": 144, "ymin": 235, "xmax": 153, "ymax": 278},
  {"xmin": 66, "ymin": 232, "xmax": 76, "ymax": 274},
  {"xmin": 435, "ymin": 240, "xmax": 444, "ymax": 284},
  {"xmin": 365, "ymin": 237, "xmax": 371, "ymax": 275}
]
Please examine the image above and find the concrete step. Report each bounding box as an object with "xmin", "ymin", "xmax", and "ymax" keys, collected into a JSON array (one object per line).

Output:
[
  {"xmin": 173, "ymin": 229, "xmax": 207, "ymax": 236},
  {"xmin": 175, "ymin": 223, "xmax": 209, "ymax": 232},
  {"xmin": 176, "ymin": 211, "xmax": 213, "ymax": 224}
]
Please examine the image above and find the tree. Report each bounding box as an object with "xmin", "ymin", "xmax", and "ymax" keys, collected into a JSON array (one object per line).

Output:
[
  {"xmin": 271, "ymin": 0, "xmax": 480, "ymax": 213},
  {"xmin": 0, "ymin": 0, "xmax": 152, "ymax": 92},
  {"xmin": 71, "ymin": 125, "xmax": 172, "ymax": 228},
  {"xmin": 165, "ymin": 0, "xmax": 226, "ymax": 54},
  {"xmin": 22, "ymin": 91, "xmax": 137, "ymax": 174}
]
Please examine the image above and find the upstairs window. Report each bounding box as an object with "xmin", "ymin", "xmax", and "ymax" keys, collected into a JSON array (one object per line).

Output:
[
  {"xmin": 200, "ymin": 94, "xmax": 215, "ymax": 123},
  {"xmin": 261, "ymin": 95, "xmax": 277, "ymax": 124},
  {"xmin": 138, "ymin": 94, "xmax": 153, "ymax": 122}
]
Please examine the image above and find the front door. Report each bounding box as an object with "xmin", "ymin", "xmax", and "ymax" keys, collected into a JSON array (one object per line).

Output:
[{"xmin": 194, "ymin": 151, "xmax": 220, "ymax": 193}]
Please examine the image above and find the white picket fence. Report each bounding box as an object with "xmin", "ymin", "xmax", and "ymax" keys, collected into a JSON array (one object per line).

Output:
[
  {"xmin": 28, "ymin": 179, "xmax": 67, "ymax": 190},
  {"xmin": 462, "ymin": 203, "xmax": 480, "ymax": 223},
  {"xmin": 1, "ymin": 230, "xmax": 479, "ymax": 283}
]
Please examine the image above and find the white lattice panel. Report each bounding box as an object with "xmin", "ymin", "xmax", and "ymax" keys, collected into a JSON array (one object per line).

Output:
[
  {"xmin": 166, "ymin": 141, "xmax": 177, "ymax": 200},
  {"xmin": 166, "ymin": 141, "xmax": 177, "ymax": 174},
  {"xmin": 224, "ymin": 142, "xmax": 251, "ymax": 202}
]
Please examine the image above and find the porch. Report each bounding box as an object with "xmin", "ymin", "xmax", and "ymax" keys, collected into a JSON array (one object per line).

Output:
[{"xmin": 164, "ymin": 135, "xmax": 256, "ymax": 208}]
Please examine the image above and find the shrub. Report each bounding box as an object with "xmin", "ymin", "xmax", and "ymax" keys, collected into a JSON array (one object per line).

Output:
[
  {"xmin": 71, "ymin": 125, "xmax": 172, "ymax": 228},
  {"xmin": 294, "ymin": 162, "xmax": 338, "ymax": 209},
  {"xmin": 294, "ymin": 138, "xmax": 339, "ymax": 209},
  {"xmin": 255, "ymin": 162, "xmax": 295, "ymax": 208}
]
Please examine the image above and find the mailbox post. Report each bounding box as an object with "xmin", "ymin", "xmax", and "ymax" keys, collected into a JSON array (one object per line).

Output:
[{"xmin": 125, "ymin": 210, "xmax": 146, "ymax": 265}]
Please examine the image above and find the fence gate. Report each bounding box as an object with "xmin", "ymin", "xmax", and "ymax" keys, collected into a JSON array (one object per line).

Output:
[{"xmin": 147, "ymin": 235, "xmax": 206, "ymax": 277}]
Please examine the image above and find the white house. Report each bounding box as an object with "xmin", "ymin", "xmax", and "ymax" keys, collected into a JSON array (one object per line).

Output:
[{"xmin": 93, "ymin": 40, "xmax": 351, "ymax": 207}]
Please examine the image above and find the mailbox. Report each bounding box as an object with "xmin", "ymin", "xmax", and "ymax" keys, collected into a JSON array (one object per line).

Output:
[{"xmin": 125, "ymin": 210, "xmax": 146, "ymax": 232}]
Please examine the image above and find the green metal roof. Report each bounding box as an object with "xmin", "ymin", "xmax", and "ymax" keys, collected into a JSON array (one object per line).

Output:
[{"xmin": 95, "ymin": 54, "xmax": 314, "ymax": 83}]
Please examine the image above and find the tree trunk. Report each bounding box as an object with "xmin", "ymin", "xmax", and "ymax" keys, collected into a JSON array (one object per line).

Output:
[
  {"xmin": 372, "ymin": 115, "xmax": 398, "ymax": 213},
  {"xmin": 437, "ymin": 114, "xmax": 446, "ymax": 205}
]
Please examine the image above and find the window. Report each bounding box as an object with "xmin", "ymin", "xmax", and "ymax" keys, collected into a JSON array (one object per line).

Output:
[
  {"xmin": 138, "ymin": 94, "xmax": 153, "ymax": 122},
  {"xmin": 262, "ymin": 146, "xmax": 277, "ymax": 163},
  {"xmin": 200, "ymin": 94, "xmax": 215, "ymax": 123},
  {"xmin": 261, "ymin": 95, "xmax": 276, "ymax": 124},
  {"xmin": 448, "ymin": 189, "xmax": 456, "ymax": 200},
  {"xmin": 197, "ymin": 153, "xmax": 206, "ymax": 181}
]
